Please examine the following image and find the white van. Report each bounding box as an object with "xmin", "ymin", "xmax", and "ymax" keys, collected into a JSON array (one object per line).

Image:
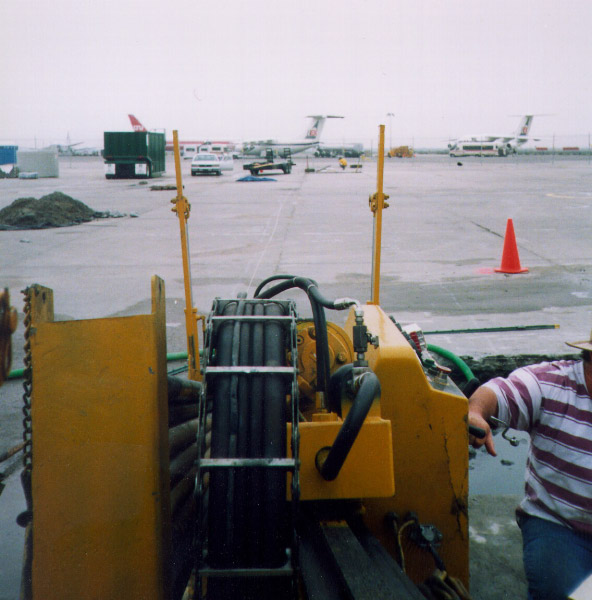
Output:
[{"xmin": 183, "ymin": 145, "xmax": 198, "ymax": 160}]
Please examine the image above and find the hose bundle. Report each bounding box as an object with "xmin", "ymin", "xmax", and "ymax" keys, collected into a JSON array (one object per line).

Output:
[
  {"xmin": 204, "ymin": 298, "xmax": 295, "ymax": 599},
  {"xmin": 255, "ymin": 275, "xmax": 358, "ymax": 405}
]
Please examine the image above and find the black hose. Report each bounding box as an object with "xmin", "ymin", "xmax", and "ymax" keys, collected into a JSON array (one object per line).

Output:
[
  {"xmin": 253, "ymin": 274, "xmax": 317, "ymax": 298},
  {"xmin": 309, "ymin": 294, "xmax": 330, "ymax": 405},
  {"xmin": 234, "ymin": 302, "xmax": 252, "ymax": 566},
  {"xmin": 255, "ymin": 276, "xmax": 332, "ymax": 403},
  {"xmin": 293, "ymin": 277, "xmax": 339, "ymax": 309},
  {"xmin": 247, "ymin": 302, "xmax": 265, "ymax": 566},
  {"xmin": 263, "ymin": 302, "xmax": 288, "ymax": 566},
  {"xmin": 460, "ymin": 377, "xmax": 481, "ymax": 398},
  {"xmin": 255, "ymin": 279, "xmax": 295, "ymax": 300},
  {"xmin": 316, "ymin": 372, "xmax": 381, "ymax": 481},
  {"xmin": 209, "ymin": 300, "xmax": 237, "ymax": 567},
  {"xmin": 327, "ymin": 363, "xmax": 354, "ymax": 417}
]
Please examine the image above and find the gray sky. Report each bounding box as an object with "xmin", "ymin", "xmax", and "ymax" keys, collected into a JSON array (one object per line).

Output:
[{"xmin": 2, "ymin": 0, "xmax": 592, "ymax": 148}]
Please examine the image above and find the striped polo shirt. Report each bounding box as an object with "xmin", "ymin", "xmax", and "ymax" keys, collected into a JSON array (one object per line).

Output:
[{"xmin": 484, "ymin": 360, "xmax": 592, "ymax": 534}]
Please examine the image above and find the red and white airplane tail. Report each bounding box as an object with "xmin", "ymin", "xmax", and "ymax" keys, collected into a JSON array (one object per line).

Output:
[{"xmin": 128, "ymin": 114, "xmax": 147, "ymax": 132}]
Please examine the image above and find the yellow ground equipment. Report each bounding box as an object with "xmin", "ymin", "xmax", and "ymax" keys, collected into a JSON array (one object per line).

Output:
[
  {"xmin": 19, "ymin": 127, "xmax": 472, "ymax": 599},
  {"xmin": 388, "ymin": 146, "xmax": 414, "ymax": 158}
]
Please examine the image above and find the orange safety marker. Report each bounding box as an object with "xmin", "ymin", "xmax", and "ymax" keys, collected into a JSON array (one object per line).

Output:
[{"xmin": 495, "ymin": 218, "xmax": 529, "ymax": 274}]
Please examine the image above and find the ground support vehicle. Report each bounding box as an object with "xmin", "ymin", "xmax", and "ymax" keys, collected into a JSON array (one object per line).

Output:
[
  {"xmin": 243, "ymin": 148, "xmax": 294, "ymax": 175},
  {"xmin": 13, "ymin": 128, "xmax": 476, "ymax": 600},
  {"xmin": 104, "ymin": 131, "xmax": 165, "ymax": 179},
  {"xmin": 449, "ymin": 142, "xmax": 511, "ymax": 157},
  {"xmin": 388, "ymin": 145, "xmax": 414, "ymax": 158}
]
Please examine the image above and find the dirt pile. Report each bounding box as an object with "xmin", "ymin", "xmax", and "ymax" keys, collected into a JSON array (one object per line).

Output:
[
  {"xmin": 0, "ymin": 192, "xmax": 101, "ymax": 230},
  {"xmin": 442, "ymin": 353, "xmax": 580, "ymax": 388},
  {"xmin": 0, "ymin": 167, "xmax": 18, "ymax": 179}
]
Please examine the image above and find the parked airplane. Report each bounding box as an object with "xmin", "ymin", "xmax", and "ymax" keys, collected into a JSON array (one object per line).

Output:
[
  {"xmin": 448, "ymin": 115, "xmax": 536, "ymax": 157},
  {"xmin": 47, "ymin": 141, "xmax": 100, "ymax": 156},
  {"xmin": 128, "ymin": 114, "xmax": 148, "ymax": 132},
  {"xmin": 127, "ymin": 115, "xmax": 237, "ymax": 156},
  {"xmin": 242, "ymin": 115, "xmax": 344, "ymax": 158}
]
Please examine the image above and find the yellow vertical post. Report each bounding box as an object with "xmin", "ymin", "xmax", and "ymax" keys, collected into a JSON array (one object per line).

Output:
[
  {"xmin": 171, "ymin": 130, "xmax": 202, "ymax": 381},
  {"xmin": 370, "ymin": 124, "xmax": 387, "ymax": 305}
]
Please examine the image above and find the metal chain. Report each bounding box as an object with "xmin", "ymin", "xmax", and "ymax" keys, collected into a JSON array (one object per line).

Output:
[{"xmin": 21, "ymin": 287, "xmax": 33, "ymax": 473}]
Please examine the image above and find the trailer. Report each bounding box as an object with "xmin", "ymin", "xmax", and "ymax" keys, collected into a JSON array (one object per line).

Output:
[
  {"xmin": 243, "ymin": 148, "xmax": 294, "ymax": 175},
  {"xmin": 103, "ymin": 131, "xmax": 166, "ymax": 179}
]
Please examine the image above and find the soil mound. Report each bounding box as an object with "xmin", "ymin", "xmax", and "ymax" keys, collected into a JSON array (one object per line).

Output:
[
  {"xmin": 441, "ymin": 353, "xmax": 580, "ymax": 389},
  {"xmin": 0, "ymin": 192, "xmax": 100, "ymax": 230}
]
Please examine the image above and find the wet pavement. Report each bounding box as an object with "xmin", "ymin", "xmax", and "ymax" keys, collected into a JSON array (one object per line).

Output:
[{"xmin": 1, "ymin": 153, "xmax": 591, "ymax": 598}]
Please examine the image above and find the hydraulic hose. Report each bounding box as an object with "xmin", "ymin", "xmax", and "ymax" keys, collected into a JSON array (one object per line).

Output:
[
  {"xmin": 255, "ymin": 275, "xmax": 359, "ymax": 408},
  {"xmin": 426, "ymin": 343, "xmax": 475, "ymax": 382},
  {"xmin": 309, "ymin": 295, "xmax": 330, "ymax": 406},
  {"xmin": 316, "ymin": 371, "xmax": 381, "ymax": 481},
  {"xmin": 256, "ymin": 276, "xmax": 332, "ymax": 404},
  {"xmin": 327, "ymin": 363, "xmax": 354, "ymax": 417},
  {"xmin": 426, "ymin": 343, "xmax": 480, "ymax": 397},
  {"xmin": 253, "ymin": 274, "xmax": 317, "ymax": 298}
]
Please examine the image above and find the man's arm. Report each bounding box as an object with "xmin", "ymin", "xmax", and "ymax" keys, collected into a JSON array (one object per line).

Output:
[{"xmin": 468, "ymin": 386, "xmax": 499, "ymax": 456}]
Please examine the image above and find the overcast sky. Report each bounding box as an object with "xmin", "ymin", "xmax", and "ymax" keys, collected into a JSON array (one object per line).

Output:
[{"xmin": 2, "ymin": 0, "xmax": 592, "ymax": 148}]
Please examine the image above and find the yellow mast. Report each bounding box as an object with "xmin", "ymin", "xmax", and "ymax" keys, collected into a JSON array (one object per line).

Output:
[
  {"xmin": 171, "ymin": 130, "xmax": 202, "ymax": 381},
  {"xmin": 369, "ymin": 124, "xmax": 389, "ymax": 304}
]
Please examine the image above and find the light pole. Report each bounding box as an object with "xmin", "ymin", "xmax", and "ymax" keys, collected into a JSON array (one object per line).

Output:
[{"xmin": 386, "ymin": 112, "xmax": 395, "ymax": 151}]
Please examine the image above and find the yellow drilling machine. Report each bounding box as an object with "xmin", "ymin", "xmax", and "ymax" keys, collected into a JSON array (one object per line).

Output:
[{"xmin": 12, "ymin": 128, "xmax": 478, "ymax": 599}]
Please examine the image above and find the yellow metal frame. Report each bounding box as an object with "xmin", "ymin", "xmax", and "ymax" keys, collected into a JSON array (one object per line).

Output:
[
  {"xmin": 289, "ymin": 416, "xmax": 394, "ymax": 501},
  {"xmin": 345, "ymin": 305, "xmax": 470, "ymax": 586},
  {"xmin": 171, "ymin": 130, "xmax": 202, "ymax": 381},
  {"xmin": 30, "ymin": 277, "xmax": 171, "ymax": 600},
  {"xmin": 370, "ymin": 124, "xmax": 389, "ymax": 305}
]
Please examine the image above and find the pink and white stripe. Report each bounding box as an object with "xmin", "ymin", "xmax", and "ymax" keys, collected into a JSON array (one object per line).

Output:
[{"xmin": 484, "ymin": 360, "xmax": 592, "ymax": 534}]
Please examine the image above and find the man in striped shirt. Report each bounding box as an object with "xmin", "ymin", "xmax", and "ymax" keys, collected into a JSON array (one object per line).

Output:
[{"xmin": 468, "ymin": 335, "xmax": 592, "ymax": 600}]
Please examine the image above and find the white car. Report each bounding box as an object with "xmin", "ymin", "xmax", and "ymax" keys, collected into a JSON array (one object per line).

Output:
[{"xmin": 191, "ymin": 153, "xmax": 221, "ymax": 176}]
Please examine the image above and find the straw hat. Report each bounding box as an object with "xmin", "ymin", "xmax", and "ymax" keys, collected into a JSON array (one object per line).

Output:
[{"xmin": 566, "ymin": 330, "xmax": 592, "ymax": 352}]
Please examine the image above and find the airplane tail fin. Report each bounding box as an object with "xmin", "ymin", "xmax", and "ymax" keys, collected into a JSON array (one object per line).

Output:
[
  {"xmin": 304, "ymin": 115, "xmax": 344, "ymax": 141},
  {"xmin": 515, "ymin": 115, "xmax": 534, "ymax": 137},
  {"xmin": 128, "ymin": 114, "xmax": 147, "ymax": 132}
]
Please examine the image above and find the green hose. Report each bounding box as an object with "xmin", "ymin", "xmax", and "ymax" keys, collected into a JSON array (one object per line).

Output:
[
  {"xmin": 6, "ymin": 350, "xmax": 192, "ymax": 381},
  {"xmin": 427, "ymin": 343, "xmax": 475, "ymax": 382},
  {"xmin": 7, "ymin": 367, "xmax": 23, "ymax": 380},
  {"xmin": 166, "ymin": 351, "xmax": 189, "ymax": 362}
]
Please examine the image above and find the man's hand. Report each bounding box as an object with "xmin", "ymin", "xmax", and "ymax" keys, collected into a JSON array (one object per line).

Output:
[
  {"xmin": 468, "ymin": 386, "xmax": 499, "ymax": 456},
  {"xmin": 468, "ymin": 411, "xmax": 497, "ymax": 456}
]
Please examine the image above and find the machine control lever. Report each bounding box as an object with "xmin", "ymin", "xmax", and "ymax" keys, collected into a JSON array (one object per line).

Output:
[{"xmin": 489, "ymin": 416, "xmax": 520, "ymax": 447}]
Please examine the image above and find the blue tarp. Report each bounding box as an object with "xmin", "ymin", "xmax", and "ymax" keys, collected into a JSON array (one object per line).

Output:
[{"xmin": 236, "ymin": 175, "xmax": 277, "ymax": 182}]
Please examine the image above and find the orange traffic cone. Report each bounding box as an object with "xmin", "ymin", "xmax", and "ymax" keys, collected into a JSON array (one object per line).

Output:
[{"xmin": 495, "ymin": 219, "xmax": 528, "ymax": 273}]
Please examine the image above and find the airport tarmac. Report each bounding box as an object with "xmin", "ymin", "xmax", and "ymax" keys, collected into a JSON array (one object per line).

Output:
[
  {"xmin": 2, "ymin": 153, "xmax": 591, "ymax": 359},
  {"xmin": 1, "ymin": 153, "xmax": 591, "ymax": 598}
]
